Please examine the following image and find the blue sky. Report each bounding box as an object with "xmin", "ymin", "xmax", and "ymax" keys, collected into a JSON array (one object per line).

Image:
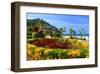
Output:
[{"xmin": 27, "ymin": 13, "xmax": 89, "ymax": 34}]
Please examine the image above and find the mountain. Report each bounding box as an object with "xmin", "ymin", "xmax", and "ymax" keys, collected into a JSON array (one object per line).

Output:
[{"xmin": 27, "ymin": 18, "xmax": 59, "ymax": 32}]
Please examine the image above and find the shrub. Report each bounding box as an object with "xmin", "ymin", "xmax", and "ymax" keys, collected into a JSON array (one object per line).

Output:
[
  {"xmin": 48, "ymin": 49, "xmax": 59, "ymax": 59},
  {"xmin": 32, "ymin": 32, "xmax": 37, "ymax": 39},
  {"xmin": 28, "ymin": 47, "xmax": 37, "ymax": 60},
  {"xmin": 27, "ymin": 31, "xmax": 32, "ymax": 39},
  {"xmin": 68, "ymin": 50, "xmax": 80, "ymax": 58},
  {"xmin": 40, "ymin": 48, "xmax": 45, "ymax": 60},
  {"xmin": 30, "ymin": 38, "xmax": 81, "ymax": 49},
  {"xmin": 79, "ymin": 48, "xmax": 89, "ymax": 58},
  {"xmin": 31, "ymin": 47, "xmax": 36, "ymax": 55},
  {"xmin": 59, "ymin": 50, "xmax": 69, "ymax": 59}
]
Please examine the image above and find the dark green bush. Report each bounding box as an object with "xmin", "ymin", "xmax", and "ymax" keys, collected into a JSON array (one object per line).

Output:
[
  {"xmin": 40, "ymin": 48, "xmax": 45, "ymax": 60},
  {"xmin": 27, "ymin": 32, "xmax": 32, "ymax": 39},
  {"xmin": 48, "ymin": 49, "xmax": 59, "ymax": 59},
  {"xmin": 59, "ymin": 50, "xmax": 69, "ymax": 59},
  {"xmin": 79, "ymin": 48, "xmax": 89, "ymax": 58},
  {"xmin": 48, "ymin": 49, "xmax": 69, "ymax": 59}
]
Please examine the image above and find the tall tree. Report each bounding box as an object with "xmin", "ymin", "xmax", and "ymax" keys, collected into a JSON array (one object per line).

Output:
[
  {"xmin": 69, "ymin": 26, "xmax": 76, "ymax": 38},
  {"xmin": 59, "ymin": 27, "xmax": 66, "ymax": 35},
  {"xmin": 79, "ymin": 28, "xmax": 85, "ymax": 39}
]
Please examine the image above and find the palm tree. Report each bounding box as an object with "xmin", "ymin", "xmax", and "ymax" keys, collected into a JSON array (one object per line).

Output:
[
  {"xmin": 59, "ymin": 27, "xmax": 66, "ymax": 37},
  {"xmin": 69, "ymin": 26, "xmax": 76, "ymax": 38},
  {"xmin": 73, "ymin": 30, "xmax": 76, "ymax": 38},
  {"xmin": 83, "ymin": 31, "xmax": 86, "ymax": 39},
  {"xmin": 79, "ymin": 28, "xmax": 85, "ymax": 39}
]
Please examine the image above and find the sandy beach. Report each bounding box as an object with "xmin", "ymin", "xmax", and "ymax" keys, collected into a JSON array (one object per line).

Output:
[{"xmin": 62, "ymin": 35, "xmax": 89, "ymax": 41}]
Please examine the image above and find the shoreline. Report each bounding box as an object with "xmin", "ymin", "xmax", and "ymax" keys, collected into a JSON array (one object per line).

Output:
[{"xmin": 62, "ymin": 35, "xmax": 89, "ymax": 41}]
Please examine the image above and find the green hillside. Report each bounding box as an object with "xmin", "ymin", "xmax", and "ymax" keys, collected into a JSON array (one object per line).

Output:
[{"xmin": 27, "ymin": 18, "xmax": 65, "ymax": 38}]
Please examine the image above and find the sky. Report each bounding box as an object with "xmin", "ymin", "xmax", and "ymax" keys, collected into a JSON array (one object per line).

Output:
[{"xmin": 27, "ymin": 13, "xmax": 89, "ymax": 34}]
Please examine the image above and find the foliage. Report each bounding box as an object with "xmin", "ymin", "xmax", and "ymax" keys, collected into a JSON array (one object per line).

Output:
[
  {"xmin": 58, "ymin": 27, "xmax": 66, "ymax": 37},
  {"xmin": 79, "ymin": 28, "xmax": 87, "ymax": 40},
  {"xmin": 48, "ymin": 49, "xmax": 59, "ymax": 59},
  {"xmin": 79, "ymin": 48, "xmax": 89, "ymax": 58},
  {"xmin": 27, "ymin": 31, "xmax": 32, "ymax": 38},
  {"xmin": 31, "ymin": 47, "xmax": 36, "ymax": 55},
  {"xmin": 59, "ymin": 50, "xmax": 69, "ymax": 59},
  {"xmin": 27, "ymin": 41, "xmax": 89, "ymax": 60},
  {"xmin": 27, "ymin": 18, "xmax": 60, "ymax": 38},
  {"xmin": 27, "ymin": 18, "xmax": 89, "ymax": 60},
  {"xmin": 40, "ymin": 48, "xmax": 45, "ymax": 59},
  {"xmin": 68, "ymin": 50, "xmax": 80, "ymax": 58},
  {"xmin": 32, "ymin": 32, "xmax": 37, "ymax": 39},
  {"xmin": 69, "ymin": 26, "xmax": 76, "ymax": 38},
  {"xmin": 28, "ymin": 38, "xmax": 84, "ymax": 49}
]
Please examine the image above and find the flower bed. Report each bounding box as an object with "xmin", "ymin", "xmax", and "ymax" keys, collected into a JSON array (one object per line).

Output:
[
  {"xmin": 27, "ymin": 38, "xmax": 89, "ymax": 60},
  {"xmin": 28, "ymin": 38, "xmax": 83, "ymax": 49}
]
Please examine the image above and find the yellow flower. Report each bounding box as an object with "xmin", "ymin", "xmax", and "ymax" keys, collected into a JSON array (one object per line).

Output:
[
  {"xmin": 68, "ymin": 50, "xmax": 80, "ymax": 58},
  {"xmin": 27, "ymin": 44, "xmax": 37, "ymax": 49}
]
